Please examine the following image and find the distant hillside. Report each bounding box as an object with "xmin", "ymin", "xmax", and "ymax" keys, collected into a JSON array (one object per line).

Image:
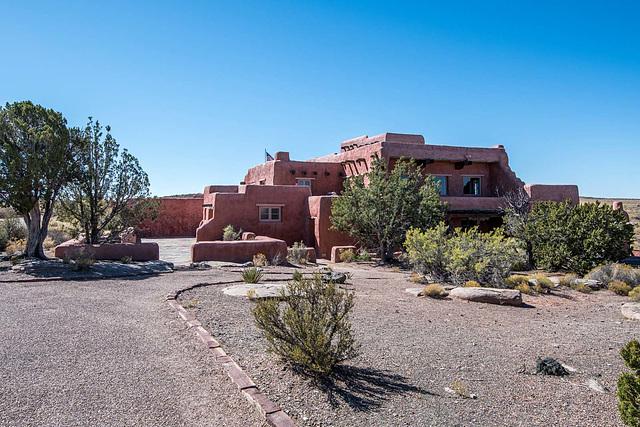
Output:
[
  {"xmin": 581, "ymin": 197, "xmax": 640, "ymax": 250},
  {"xmin": 164, "ymin": 193, "xmax": 203, "ymax": 198}
]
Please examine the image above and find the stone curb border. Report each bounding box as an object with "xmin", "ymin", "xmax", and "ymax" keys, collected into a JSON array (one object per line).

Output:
[{"xmin": 167, "ymin": 280, "xmax": 297, "ymax": 427}]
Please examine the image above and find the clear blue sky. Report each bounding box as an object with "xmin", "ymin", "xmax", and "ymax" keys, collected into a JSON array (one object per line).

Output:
[{"xmin": 1, "ymin": 1, "xmax": 638, "ymax": 198}]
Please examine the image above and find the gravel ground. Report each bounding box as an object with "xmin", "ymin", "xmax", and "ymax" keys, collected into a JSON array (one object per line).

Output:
[
  {"xmin": 180, "ymin": 263, "xmax": 638, "ymax": 426},
  {"xmin": 0, "ymin": 268, "xmax": 264, "ymax": 426}
]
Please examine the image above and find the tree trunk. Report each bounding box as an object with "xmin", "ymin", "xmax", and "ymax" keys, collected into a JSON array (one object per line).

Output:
[{"xmin": 24, "ymin": 205, "xmax": 47, "ymax": 259}]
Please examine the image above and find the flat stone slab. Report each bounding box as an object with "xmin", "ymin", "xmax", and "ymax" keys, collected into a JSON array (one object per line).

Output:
[
  {"xmin": 223, "ymin": 283, "xmax": 287, "ymax": 298},
  {"xmin": 5, "ymin": 259, "xmax": 174, "ymax": 280},
  {"xmin": 622, "ymin": 303, "xmax": 640, "ymax": 321},
  {"xmin": 449, "ymin": 287, "xmax": 522, "ymax": 306}
]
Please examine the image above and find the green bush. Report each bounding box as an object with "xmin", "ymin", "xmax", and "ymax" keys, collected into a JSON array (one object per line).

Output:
[
  {"xmin": 405, "ymin": 223, "xmax": 520, "ymax": 287},
  {"xmin": 252, "ymin": 273, "xmax": 358, "ymax": 376},
  {"xmin": 618, "ymin": 341, "xmax": 640, "ymax": 426},
  {"xmin": 241, "ymin": 267, "xmax": 263, "ymax": 283},
  {"xmin": 586, "ymin": 263, "xmax": 640, "ymax": 288},
  {"xmin": 611, "ymin": 281, "xmax": 633, "ymax": 296},
  {"xmin": 525, "ymin": 201, "xmax": 634, "ymax": 275},
  {"xmin": 356, "ymin": 248, "xmax": 372, "ymax": 262},
  {"xmin": 287, "ymin": 241, "xmax": 308, "ymax": 264},
  {"xmin": 222, "ymin": 224, "xmax": 243, "ymax": 241},
  {"xmin": 630, "ymin": 287, "xmax": 640, "ymax": 302},
  {"xmin": 0, "ymin": 212, "xmax": 27, "ymax": 251}
]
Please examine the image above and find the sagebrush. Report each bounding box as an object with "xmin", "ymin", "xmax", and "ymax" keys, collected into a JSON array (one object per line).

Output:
[
  {"xmin": 251, "ymin": 273, "xmax": 358, "ymax": 376},
  {"xmin": 222, "ymin": 224, "xmax": 243, "ymax": 241}
]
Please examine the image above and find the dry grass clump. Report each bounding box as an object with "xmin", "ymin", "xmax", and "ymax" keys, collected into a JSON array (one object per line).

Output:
[
  {"xmin": 5, "ymin": 238, "xmax": 26, "ymax": 255},
  {"xmin": 465, "ymin": 280, "xmax": 481, "ymax": 287},
  {"xmin": 515, "ymin": 282, "xmax": 532, "ymax": 294},
  {"xmin": 410, "ymin": 273, "xmax": 426, "ymax": 284},
  {"xmin": 72, "ymin": 252, "xmax": 95, "ymax": 272},
  {"xmin": 253, "ymin": 253, "xmax": 268, "ymax": 267},
  {"xmin": 610, "ymin": 280, "xmax": 633, "ymax": 296},
  {"xmin": 570, "ymin": 282, "xmax": 593, "ymax": 293},
  {"xmin": 559, "ymin": 274, "xmax": 580, "ymax": 287},
  {"xmin": 339, "ymin": 249, "xmax": 357, "ymax": 263},
  {"xmin": 532, "ymin": 274, "xmax": 554, "ymax": 293},
  {"xmin": 629, "ymin": 287, "xmax": 640, "ymax": 301},
  {"xmin": 504, "ymin": 275, "xmax": 530, "ymax": 289},
  {"xmin": 421, "ymin": 284, "xmax": 447, "ymax": 298}
]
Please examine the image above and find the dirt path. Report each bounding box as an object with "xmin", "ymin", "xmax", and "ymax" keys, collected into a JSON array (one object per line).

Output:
[{"xmin": 0, "ymin": 270, "xmax": 264, "ymax": 426}]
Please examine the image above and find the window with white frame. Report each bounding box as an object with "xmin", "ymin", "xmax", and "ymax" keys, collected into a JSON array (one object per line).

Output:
[
  {"xmin": 434, "ymin": 176, "xmax": 447, "ymax": 196},
  {"xmin": 296, "ymin": 179, "xmax": 311, "ymax": 187},
  {"xmin": 259, "ymin": 206, "xmax": 281, "ymax": 222},
  {"xmin": 463, "ymin": 177, "xmax": 481, "ymax": 195}
]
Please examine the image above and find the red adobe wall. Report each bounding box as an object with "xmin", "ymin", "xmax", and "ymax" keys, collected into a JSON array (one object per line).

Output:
[
  {"xmin": 525, "ymin": 184, "xmax": 579, "ymax": 205},
  {"xmin": 245, "ymin": 158, "xmax": 344, "ymax": 196},
  {"xmin": 191, "ymin": 236, "xmax": 287, "ymax": 263},
  {"xmin": 196, "ymin": 185, "xmax": 312, "ymax": 245},
  {"xmin": 55, "ymin": 240, "xmax": 159, "ymax": 261},
  {"xmin": 307, "ymin": 195, "xmax": 355, "ymax": 259},
  {"xmin": 138, "ymin": 197, "xmax": 204, "ymax": 238}
]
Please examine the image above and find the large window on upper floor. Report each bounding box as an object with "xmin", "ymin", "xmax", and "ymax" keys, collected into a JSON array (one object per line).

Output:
[
  {"xmin": 434, "ymin": 176, "xmax": 447, "ymax": 196},
  {"xmin": 463, "ymin": 177, "xmax": 481, "ymax": 195}
]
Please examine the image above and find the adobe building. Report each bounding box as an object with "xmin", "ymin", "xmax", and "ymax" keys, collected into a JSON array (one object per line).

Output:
[{"xmin": 190, "ymin": 132, "xmax": 579, "ymax": 260}]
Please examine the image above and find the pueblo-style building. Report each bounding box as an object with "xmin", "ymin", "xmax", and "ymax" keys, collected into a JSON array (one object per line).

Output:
[{"xmin": 185, "ymin": 132, "xmax": 578, "ymax": 260}]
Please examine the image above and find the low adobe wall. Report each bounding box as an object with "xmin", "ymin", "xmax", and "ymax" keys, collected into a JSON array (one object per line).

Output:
[
  {"xmin": 191, "ymin": 236, "xmax": 287, "ymax": 263},
  {"xmin": 525, "ymin": 184, "xmax": 579, "ymax": 205},
  {"xmin": 55, "ymin": 240, "xmax": 159, "ymax": 261},
  {"xmin": 138, "ymin": 197, "xmax": 204, "ymax": 238}
]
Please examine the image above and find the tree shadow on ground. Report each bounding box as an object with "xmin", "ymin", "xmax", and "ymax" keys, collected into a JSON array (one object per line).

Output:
[{"xmin": 308, "ymin": 365, "xmax": 438, "ymax": 411}]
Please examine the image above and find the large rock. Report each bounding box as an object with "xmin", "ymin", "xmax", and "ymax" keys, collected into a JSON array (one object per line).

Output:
[
  {"xmin": 622, "ymin": 303, "xmax": 640, "ymax": 321},
  {"xmin": 322, "ymin": 272, "xmax": 347, "ymax": 284},
  {"xmin": 449, "ymin": 287, "xmax": 522, "ymax": 306}
]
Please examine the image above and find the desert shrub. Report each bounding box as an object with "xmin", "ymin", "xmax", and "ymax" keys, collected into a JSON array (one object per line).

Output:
[
  {"xmin": 586, "ymin": 263, "xmax": 640, "ymax": 288},
  {"xmin": 287, "ymin": 241, "xmax": 308, "ymax": 264},
  {"xmin": 0, "ymin": 212, "xmax": 27, "ymax": 251},
  {"xmin": 42, "ymin": 236, "xmax": 56, "ymax": 250},
  {"xmin": 72, "ymin": 250, "xmax": 95, "ymax": 272},
  {"xmin": 611, "ymin": 281, "xmax": 633, "ymax": 296},
  {"xmin": 410, "ymin": 273, "xmax": 425, "ymax": 284},
  {"xmin": 241, "ymin": 267, "xmax": 263, "ymax": 283},
  {"xmin": 559, "ymin": 274, "xmax": 579, "ymax": 287},
  {"xmin": 253, "ymin": 253, "xmax": 268, "ymax": 267},
  {"xmin": 5, "ymin": 239, "xmax": 26, "ymax": 255},
  {"xmin": 452, "ymin": 380, "xmax": 470, "ymax": 398},
  {"xmin": 252, "ymin": 273, "xmax": 358, "ymax": 376},
  {"xmin": 356, "ymin": 248, "xmax": 371, "ymax": 262},
  {"xmin": 515, "ymin": 282, "xmax": 532, "ymax": 294},
  {"xmin": 525, "ymin": 201, "xmax": 633, "ymax": 275},
  {"xmin": 339, "ymin": 249, "xmax": 356, "ymax": 263},
  {"xmin": 504, "ymin": 275, "xmax": 530, "ymax": 289},
  {"xmin": 121, "ymin": 256, "xmax": 132, "ymax": 264},
  {"xmin": 270, "ymin": 251, "xmax": 285, "ymax": 266},
  {"xmin": 618, "ymin": 340, "xmax": 640, "ymax": 426},
  {"xmin": 292, "ymin": 270, "xmax": 303, "ymax": 281},
  {"xmin": 629, "ymin": 287, "xmax": 640, "ymax": 302},
  {"xmin": 404, "ymin": 223, "xmax": 520, "ymax": 287},
  {"xmin": 46, "ymin": 218, "xmax": 77, "ymax": 245},
  {"xmin": 465, "ymin": 280, "xmax": 481, "ymax": 287},
  {"xmin": 570, "ymin": 282, "xmax": 593, "ymax": 293},
  {"xmin": 222, "ymin": 224, "xmax": 243, "ymax": 241},
  {"xmin": 531, "ymin": 274, "xmax": 554, "ymax": 293},
  {"xmin": 422, "ymin": 284, "xmax": 447, "ymax": 298}
]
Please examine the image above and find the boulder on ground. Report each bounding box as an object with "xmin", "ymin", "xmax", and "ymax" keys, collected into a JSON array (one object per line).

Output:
[
  {"xmin": 450, "ymin": 287, "xmax": 522, "ymax": 306},
  {"xmin": 322, "ymin": 272, "xmax": 347, "ymax": 284},
  {"xmin": 621, "ymin": 303, "xmax": 640, "ymax": 321}
]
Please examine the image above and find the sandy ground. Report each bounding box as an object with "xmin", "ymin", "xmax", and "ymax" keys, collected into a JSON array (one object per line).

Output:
[{"xmin": 180, "ymin": 262, "xmax": 638, "ymax": 426}]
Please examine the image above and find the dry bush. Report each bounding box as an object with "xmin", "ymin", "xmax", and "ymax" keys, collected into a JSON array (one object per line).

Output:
[
  {"xmin": 515, "ymin": 282, "xmax": 532, "ymax": 294},
  {"xmin": 422, "ymin": 284, "xmax": 447, "ymax": 298},
  {"xmin": 252, "ymin": 273, "xmax": 358, "ymax": 376},
  {"xmin": 586, "ymin": 263, "xmax": 640, "ymax": 288},
  {"xmin": 410, "ymin": 273, "xmax": 425, "ymax": 284},
  {"xmin": 222, "ymin": 224, "xmax": 243, "ymax": 241},
  {"xmin": 253, "ymin": 253, "xmax": 268, "ymax": 267},
  {"xmin": 559, "ymin": 274, "xmax": 580, "ymax": 287},
  {"xmin": 339, "ymin": 249, "xmax": 356, "ymax": 263},
  {"xmin": 357, "ymin": 248, "xmax": 372, "ymax": 262},
  {"xmin": 629, "ymin": 287, "xmax": 640, "ymax": 302},
  {"xmin": 6, "ymin": 239, "xmax": 26, "ymax": 255},
  {"xmin": 570, "ymin": 282, "xmax": 593, "ymax": 293},
  {"xmin": 287, "ymin": 241, "xmax": 308, "ymax": 264},
  {"xmin": 610, "ymin": 281, "xmax": 633, "ymax": 296},
  {"xmin": 72, "ymin": 250, "xmax": 95, "ymax": 272},
  {"xmin": 505, "ymin": 275, "xmax": 530, "ymax": 289},
  {"xmin": 465, "ymin": 280, "xmax": 481, "ymax": 287}
]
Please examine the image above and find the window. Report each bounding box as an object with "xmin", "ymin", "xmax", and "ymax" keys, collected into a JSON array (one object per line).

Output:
[
  {"xmin": 259, "ymin": 206, "xmax": 281, "ymax": 222},
  {"xmin": 460, "ymin": 219, "xmax": 477, "ymax": 231},
  {"xmin": 434, "ymin": 176, "xmax": 447, "ymax": 196},
  {"xmin": 463, "ymin": 177, "xmax": 481, "ymax": 195},
  {"xmin": 296, "ymin": 179, "xmax": 311, "ymax": 187}
]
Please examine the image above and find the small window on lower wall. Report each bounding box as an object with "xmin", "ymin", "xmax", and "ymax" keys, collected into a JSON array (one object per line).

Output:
[{"xmin": 259, "ymin": 206, "xmax": 281, "ymax": 222}]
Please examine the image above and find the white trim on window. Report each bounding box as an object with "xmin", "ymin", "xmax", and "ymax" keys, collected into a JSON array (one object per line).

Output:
[{"xmin": 258, "ymin": 206, "xmax": 282, "ymax": 222}]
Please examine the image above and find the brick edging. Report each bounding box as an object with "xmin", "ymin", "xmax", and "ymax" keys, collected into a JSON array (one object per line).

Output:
[{"xmin": 167, "ymin": 281, "xmax": 296, "ymax": 427}]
